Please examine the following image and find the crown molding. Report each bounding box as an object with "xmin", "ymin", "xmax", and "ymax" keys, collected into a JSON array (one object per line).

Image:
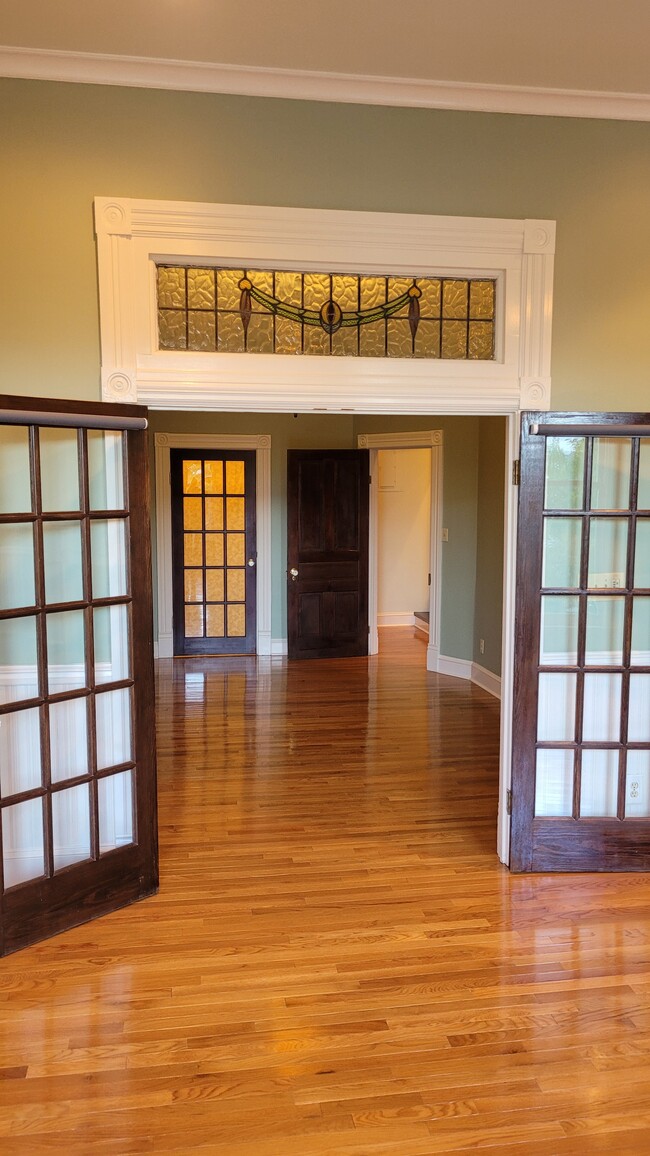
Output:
[{"xmin": 3, "ymin": 45, "xmax": 650, "ymax": 122}]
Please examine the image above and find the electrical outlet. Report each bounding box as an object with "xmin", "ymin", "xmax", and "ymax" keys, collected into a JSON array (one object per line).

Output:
[
  {"xmin": 442, "ymin": 528, "xmax": 448, "ymax": 542},
  {"xmin": 479, "ymin": 639, "xmax": 485, "ymax": 654}
]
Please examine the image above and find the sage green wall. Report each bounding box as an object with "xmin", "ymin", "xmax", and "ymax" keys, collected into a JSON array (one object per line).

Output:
[
  {"xmin": 3, "ymin": 77, "xmax": 650, "ymax": 408},
  {"xmin": 474, "ymin": 417, "xmax": 507, "ymax": 676}
]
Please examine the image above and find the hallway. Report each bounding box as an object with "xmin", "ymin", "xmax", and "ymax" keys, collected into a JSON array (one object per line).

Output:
[{"xmin": 2, "ymin": 631, "xmax": 650, "ymax": 1152}]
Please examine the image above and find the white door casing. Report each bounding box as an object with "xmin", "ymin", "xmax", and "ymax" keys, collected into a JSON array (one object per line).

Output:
[{"xmin": 95, "ymin": 198, "xmax": 556, "ymax": 868}]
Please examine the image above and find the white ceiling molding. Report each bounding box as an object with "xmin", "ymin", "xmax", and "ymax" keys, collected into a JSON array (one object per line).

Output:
[{"xmin": 4, "ymin": 45, "xmax": 650, "ymax": 122}]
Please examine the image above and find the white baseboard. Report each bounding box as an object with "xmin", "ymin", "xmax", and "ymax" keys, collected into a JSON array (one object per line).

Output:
[
  {"xmin": 378, "ymin": 612, "xmax": 416, "ymax": 627},
  {"xmin": 437, "ymin": 654, "xmax": 473, "ymax": 681},
  {"xmin": 271, "ymin": 638, "xmax": 288, "ymax": 656},
  {"xmin": 471, "ymin": 661, "xmax": 502, "ymax": 699}
]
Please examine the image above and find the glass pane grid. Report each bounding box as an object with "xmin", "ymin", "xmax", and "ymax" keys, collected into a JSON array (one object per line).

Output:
[
  {"xmin": 1, "ymin": 423, "xmax": 137, "ymax": 891},
  {"xmin": 158, "ymin": 265, "xmax": 496, "ymax": 361},
  {"xmin": 535, "ymin": 431, "xmax": 650, "ymax": 823}
]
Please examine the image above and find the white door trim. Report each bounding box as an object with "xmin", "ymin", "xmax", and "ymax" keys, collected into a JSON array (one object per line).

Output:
[
  {"xmin": 154, "ymin": 432, "xmax": 272, "ymax": 658},
  {"xmin": 358, "ymin": 430, "xmax": 443, "ymax": 674}
]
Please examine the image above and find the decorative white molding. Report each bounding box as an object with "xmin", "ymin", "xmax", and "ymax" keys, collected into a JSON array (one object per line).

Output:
[
  {"xmin": 94, "ymin": 197, "xmax": 554, "ymax": 416},
  {"xmin": 4, "ymin": 47, "xmax": 650, "ymax": 122},
  {"xmin": 471, "ymin": 662, "xmax": 502, "ymax": 699},
  {"xmin": 154, "ymin": 432, "xmax": 272, "ymax": 658},
  {"xmin": 359, "ymin": 431, "xmax": 443, "ymax": 669}
]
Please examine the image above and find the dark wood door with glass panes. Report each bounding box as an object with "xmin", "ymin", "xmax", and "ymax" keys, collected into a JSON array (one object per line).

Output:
[
  {"xmin": 170, "ymin": 450, "xmax": 257, "ymax": 655},
  {"xmin": 511, "ymin": 412, "xmax": 650, "ymax": 872},
  {"xmin": 0, "ymin": 394, "xmax": 158, "ymax": 956}
]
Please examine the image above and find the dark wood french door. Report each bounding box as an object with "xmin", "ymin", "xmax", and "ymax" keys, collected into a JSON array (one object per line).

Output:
[
  {"xmin": 171, "ymin": 450, "xmax": 257, "ymax": 655},
  {"xmin": 511, "ymin": 412, "xmax": 650, "ymax": 871},
  {"xmin": 0, "ymin": 394, "xmax": 158, "ymax": 955},
  {"xmin": 287, "ymin": 449, "xmax": 369, "ymax": 660}
]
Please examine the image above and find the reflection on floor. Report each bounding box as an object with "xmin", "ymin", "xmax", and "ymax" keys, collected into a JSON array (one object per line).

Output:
[{"xmin": 3, "ymin": 629, "xmax": 650, "ymax": 1152}]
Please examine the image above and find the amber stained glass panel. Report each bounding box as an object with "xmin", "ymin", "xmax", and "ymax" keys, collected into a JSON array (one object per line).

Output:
[{"xmin": 158, "ymin": 265, "xmax": 496, "ymax": 360}]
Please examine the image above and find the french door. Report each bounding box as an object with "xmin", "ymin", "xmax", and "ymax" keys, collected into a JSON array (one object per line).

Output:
[
  {"xmin": 170, "ymin": 450, "xmax": 257, "ymax": 655},
  {"xmin": 0, "ymin": 394, "xmax": 157, "ymax": 954},
  {"xmin": 511, "ymin": 412, "xmax": 650, "ymax": 871}
]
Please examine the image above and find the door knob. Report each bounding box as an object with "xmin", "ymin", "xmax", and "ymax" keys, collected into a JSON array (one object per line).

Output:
[
  {"xmin": 289, "ymin": 567, "xmax": 299, "ymax": 581},
  {"xmin": 247, "ymin": 557, "xmax": 255, "ymax": 567}
]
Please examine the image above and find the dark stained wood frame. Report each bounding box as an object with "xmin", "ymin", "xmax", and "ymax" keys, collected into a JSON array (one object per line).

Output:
[
  {"xmin": 511, "ymin": 411, "xmax": 650, "ymax": 872},
  {"xmin": 0, "ymin": 394, "xmax": 158, "ymax": 955},
  {"xmin": 170, "ymin": 449, "xmax": 257, "ymax": 656},
  {"xmin": 287, "ymin": 448, "xmax": 370, "ymax": 660}
]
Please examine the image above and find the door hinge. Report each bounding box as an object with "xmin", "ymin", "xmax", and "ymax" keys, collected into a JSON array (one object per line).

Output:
[
  {"xmin": 506, "ymin": 788, "xmax": 513, "ymax": 815},
  {"xmin": 512, "ymin": 459, "xmax": 520, "ymax": 486}
]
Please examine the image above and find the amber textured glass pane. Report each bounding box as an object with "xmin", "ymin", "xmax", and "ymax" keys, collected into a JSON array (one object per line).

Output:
[
  {"xmin": 419, "ymin": 279, "xmax": 441, "ymax": 316},
  {"xmin": 206, "ymin": 604, "xmax": 225, "ymax": 637},
  {"xmin": 226, "ymin": 497, "xmax": 245, "ymax": 531},
  {"xmin": 184, "ymin": 570, "xmax": 203, "ymax": 603},
  {"xmin": 249, "ymin": 270, "xmax": 273, "ymax": 308},
  {"xmin": 205, "ymin": 534, "xmax": 224, "ymax": 566},
  {"xmin": 184, "ymin": 533, "xmax": 202, "ymax": 567},
  {"xmin": 158, "ymin": 267, "xmax": 186, "ymax": 308},
  {"xmin": 184, "ymin": 605, "xmax": 204, "ymax": 638},
  {"xmin": 159, "ymin": 310, "xmax": 187, "ymax": 350},
  {"xmin": 304, "ymin": 274, "xmax": 329, "ymax": 310},
  {"xmin": 183, "ymin": 461, "xmax": 202, "ymax": 494},
  {"xmin": 414, "ymin": 320, "xmax": 440, "ymax": 358},
  {"xmin": 442, "ymin": 320, "xmax": 468, "ymax": 359},
  {"xmin": 387, "ymin": 277, "xmax": 411, "ymax": 307},
  {"xmin": 276, "ymin": 271, "xmax": 302, "ymax": 308},
  {"xmin": 205, "ymin": 569, "xmax": 225, "ymax": 602},
  {"xmin": 443, "ymin": 281, "xmax": 469, "ymax": 319},
  {"xmin": 205, "ymin": 497, "xmax": 224, "ymax": 531},
  {"xmin": 227, "ymin": 534, "xmax": 246, "ymax": 567},
  {"xmin": 188, "ymin": 312, "xmax": 216, "ymax": 351},
  {"xmin": 332, "ymin": 327, "xmax": 358, "ymax": 356},
  {"xmin": 225, "ymin": 461, "xmax": 245, "ymax": 495},
  {"xmin": 387, "ymin": 319, "xmax": 413, "ymax": 357},
  {"xmin": 470, "ymin": 280, "xmax": 495, "ymax": 319},
  {"xmin": 332, "ymin": 276, "xmax": 358, "ymax": 312},
  {"xmin": 183, "ymin": 497, "xmax": 203, "ymax": 531},
  {"xmin": 227, "ymin": 604, "xmax": 246, "ymax": 637},
  {"xmin": 217, "ymin": 312, "xmax": 245, "ymax": 353},
  {"xmin": 204, "ymin": 461, "xmax": 223, "ymax": 494},
  {"xmin": 359, "ymin": 320, "xmax": 385, "ymax": 357},
  {"xmin": 304, "ymin": 326, "xmax": 329, "ymax": 355},
  {"xmin": 275, "ymin": 316, "xmax": 301, "ymax": 353},
  {"xmin": 245, "ymin": 314, "xmax": 274, "ymax": 353},
  {"xmin": 228, "ymin": 569, "xmax": 246, "ymax": 601},
  {"xmin": 360, "ymin": 277, "xmax": 385, "ymax": 310},
  {"xmin": 187, "ymin": 268, "xmax": 215, "ymax": 309},
  {"xmin": 469, "ymin": 321, "xmax": 494, "ymax": 360},
  {"xmin": 217, "ymin": 269, "xmax": 245, "ymax": 310}
]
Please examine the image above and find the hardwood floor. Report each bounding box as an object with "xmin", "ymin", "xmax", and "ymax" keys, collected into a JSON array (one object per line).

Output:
[{"xmin": 2, "ymin": 629, "xmax": 650, "ymax": 1152}]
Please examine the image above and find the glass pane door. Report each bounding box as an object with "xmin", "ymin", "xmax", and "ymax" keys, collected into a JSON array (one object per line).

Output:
[
  {"xmin": 511, "ymin": 414, "xmax": 650, "ymax": 871},
  {"xmin": 170, "ymin": 450, "xmax": 257, "ymax": 655},
  {"xmin": 0, "ymin": 397, "xmax": 157, "ymax": 955}
]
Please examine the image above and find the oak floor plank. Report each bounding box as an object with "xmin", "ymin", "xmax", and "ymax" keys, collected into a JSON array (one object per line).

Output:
[{"xmin": 2, "ymin": 629, "xmax": 650, "ymax": 1152}]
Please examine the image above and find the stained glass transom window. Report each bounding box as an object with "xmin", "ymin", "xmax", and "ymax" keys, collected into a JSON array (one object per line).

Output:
[{"xmin": 157, "ymin": 266, "xmax": 496, "ymax": 360}]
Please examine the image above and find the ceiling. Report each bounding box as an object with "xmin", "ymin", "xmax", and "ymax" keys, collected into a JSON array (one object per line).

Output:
[{"xmin": 2, "ymin": 0, "xmax": 650, "ymax": 120}]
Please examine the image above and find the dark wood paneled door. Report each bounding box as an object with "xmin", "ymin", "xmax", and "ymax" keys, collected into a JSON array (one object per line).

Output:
[
  {"xmin": 287, "ymin": 449, "xmax": 369, "ymax": 660},
  {"xmin": 0, "ymin": 393, "xmax": 158, "ymax": 955},
  {"xmin": 511, "ymin": 412, "xmax": 650, "ymax": 871},
  {"xmin": 171, "ymin": 450, "xmax": 257, "ymax": 655}
]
